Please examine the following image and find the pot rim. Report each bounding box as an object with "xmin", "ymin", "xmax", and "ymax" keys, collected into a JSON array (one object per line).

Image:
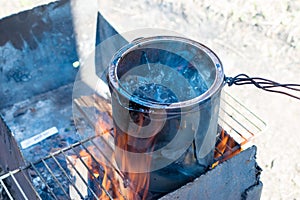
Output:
[{"xmin": 107, "ymin": 36, "xmax": 225, "ymax": 110}]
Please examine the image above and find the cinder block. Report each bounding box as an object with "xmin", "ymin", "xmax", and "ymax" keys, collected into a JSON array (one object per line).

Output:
[{"xmin": 160, "ymin": 146, "xmax": 262, "ymax": 200}]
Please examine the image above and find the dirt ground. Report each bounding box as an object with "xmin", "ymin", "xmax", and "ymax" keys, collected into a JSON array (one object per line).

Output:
[
  {"xmin": 97, "ymin": 1, "xmax": 300, "ymax": 199},
  {"xmin": 1, "ymin": 0, "xmax": 300, "ymax": 199}
]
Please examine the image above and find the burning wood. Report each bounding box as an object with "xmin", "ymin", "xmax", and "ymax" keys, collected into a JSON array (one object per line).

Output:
[
  {"xmin": 72, "ymin": 95, "xmax": 247, "ymax": 199},
  {"xmin": 0, "ymin": 1, "xmax": 266, "ymax": 198},
  {"xmin": 212, "ymin": 128, "xmax": 242, "ymax": 168},
  {"xmin": 67, "ymin": 156, "xmax": 89, "ymax": 199}
]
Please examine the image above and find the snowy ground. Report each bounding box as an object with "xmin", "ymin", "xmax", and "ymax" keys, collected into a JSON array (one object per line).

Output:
[{"xmin": 1, "ymin": 0, "xmax": 300, "ymax": 199}]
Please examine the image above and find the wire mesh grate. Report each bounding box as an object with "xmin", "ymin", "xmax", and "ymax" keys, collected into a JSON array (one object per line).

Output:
[{"xmin": 0, "ymin": 92, "xmax": 266, "ymax": 199}]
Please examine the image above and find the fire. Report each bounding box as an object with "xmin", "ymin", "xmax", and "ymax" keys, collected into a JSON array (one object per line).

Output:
[
  {"xmin": 76, "ymin": 114, "xmax": 152, "ymax": 200},
  {"xmin": 112, "ymin": 111, "xmax": 154, "ymax": 200},
  {"xmin": 76, "ymin": 120, "xmax": 243, "ymax": 199},
  {"xmin": 74, "ymin": 95, "xmax": 245, "ymax": 199},
  {"xmin": 114, "ymin": 153, "xmax": 152, "ymax": 199},
  {"xmin": 212, "ymin": 129, "xmax": 242, "ymax": 168},
  {"xmin": 78, "ymin": 122, "xmax": 243, "ymax": 199}
]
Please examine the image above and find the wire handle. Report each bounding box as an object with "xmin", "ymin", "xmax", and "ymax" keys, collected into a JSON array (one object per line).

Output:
[{"xmin": 225, "ymin": 74, "xmax": 300, "ymax": 100}]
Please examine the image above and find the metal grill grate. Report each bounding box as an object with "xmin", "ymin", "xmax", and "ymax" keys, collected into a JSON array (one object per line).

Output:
[
  {"xmin": 219, "ymin": 92, "xmax": 266, "ymax": 146},
  {"xmin": 0, "ymin": 92, "xmax": 266, "ymax": 199}
]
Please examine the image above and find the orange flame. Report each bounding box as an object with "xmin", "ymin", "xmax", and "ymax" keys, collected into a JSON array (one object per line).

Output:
[
  {"xmin": 212, "ymin": 129, "xmax": 242, "ymax": 168},
  {"xmin": 75, "ymin": 93, "xmax": 244, "ymax": 199},
  {"xmin": 79, "ymin": 122, "xmax": 243, "ymax": 198},
  {"xmin": 77, "ymin": 113, "xmax": 152, "ymax": 200},
  {"xmin": 112, "ymin": 112, "xmax": 154, "ymax": 200},
  {"xmin": 80, "ymin": 124, "xmax": 243, "ymax": 198}
]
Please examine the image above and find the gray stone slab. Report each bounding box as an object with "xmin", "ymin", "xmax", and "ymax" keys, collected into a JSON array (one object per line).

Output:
[
  {"xmin": 160, "ymin": 146, "xmax": 261, "ymax": 200},
  {"xmin": 242, "ymin": 181, "xmax": 263, "ymax": 200}
]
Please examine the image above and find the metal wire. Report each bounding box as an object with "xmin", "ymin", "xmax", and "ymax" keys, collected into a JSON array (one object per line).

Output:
[
  {"xmin": 0, "ymin": 91, "xmax": 266, "ymax": 199},
  {"xmin": 9, "ymin": 172, "xmax": 28, "ymax": 200},
  {"xmin": 62, "ymin": 151, "xmax": 99, "ymax": 199},
  {"xmin": 70, "ymin": 145, "xmax": 113, "ymax": 199},
  {"xmin": 81, "ymin": 142, "xmax": 128, "ymax": 199},
  {"xmin": 50, "ymin": 154, "xmax": 85, "ymax": 199},
  {"xmin": 19, "ymin": 169, "xmax": 42, "ymax": 200},
  {"xmin": 30, "ymin": 163, "xmax": 59, "ymax": 200},
  {"xmin": 41, "ymin": 159, "xmax": 69, "ymax": 197},
  {"xmin": 226, "ymin": 74, "xmax": 300, "ymax": 100},
  {"xmin": 0, "ymin": 179, "xmax": 14, "ymax": 200}
]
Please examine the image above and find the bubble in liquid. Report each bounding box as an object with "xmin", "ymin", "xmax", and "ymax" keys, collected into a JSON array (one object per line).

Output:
[
  {"xmin": 120, "ymin": 61, "xmax": 208, "ymax": 106},
  {"xmin": 132, "ymin": 83, "xmax": 178, "ymax": 104}
]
